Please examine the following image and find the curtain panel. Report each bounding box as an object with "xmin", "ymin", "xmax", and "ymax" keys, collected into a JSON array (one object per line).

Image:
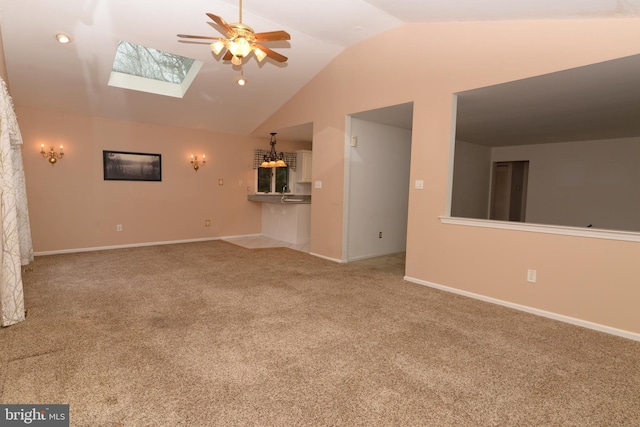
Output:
[{"xmin": 0, "ymin": 77, "xmax": 33, "ymax": 327}]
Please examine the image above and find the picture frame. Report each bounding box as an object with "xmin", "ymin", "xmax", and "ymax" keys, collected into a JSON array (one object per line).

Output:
[{"xmin": 103, "ymin": 150, "xmax": 162, "ymax": 181}]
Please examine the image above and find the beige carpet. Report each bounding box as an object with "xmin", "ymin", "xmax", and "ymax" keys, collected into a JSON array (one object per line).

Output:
[{"xmin": 1, "ymin": 241, "xmax": 639, "ymax": 426}]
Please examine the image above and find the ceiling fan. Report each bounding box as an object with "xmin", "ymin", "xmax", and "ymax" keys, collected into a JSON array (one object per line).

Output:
[{"xmin": 177, "ymin": 0, "xmax": 290, "ymax": 66}]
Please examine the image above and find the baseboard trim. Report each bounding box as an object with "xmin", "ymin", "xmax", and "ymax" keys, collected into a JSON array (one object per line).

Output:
[
  {"xmin": 346, "ymin": 250, "xmax": 406, "ymax": 262},
  {"xmin": 404, "ymin": 275, "xmax": 640, "ymax": 342},
  {"xmin": 309, "ymin": 252, "xmax": 346, "ymax": 263},
  {"xmin": 34, "ymin": 237, "xmax": 226, "ymax": 256}
]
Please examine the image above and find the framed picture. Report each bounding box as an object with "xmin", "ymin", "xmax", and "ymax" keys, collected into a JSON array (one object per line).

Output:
[{"xmin": 103, "ymin": 150, "xmax": 162, "ymax": 181}]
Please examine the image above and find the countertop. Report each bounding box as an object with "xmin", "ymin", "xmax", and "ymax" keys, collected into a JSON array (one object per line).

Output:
[{"xmin": 247, "ymin": 194, "xmax": 311, "ymax": 204}]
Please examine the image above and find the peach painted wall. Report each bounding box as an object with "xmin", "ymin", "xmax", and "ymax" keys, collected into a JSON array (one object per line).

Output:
[
  {"xmin": 19, "ymin": 106, "xmax": 309, "ymax": 253},
  {"xmin": 255, "ymin": 19, "xmax": 640, "ymax": 335}
]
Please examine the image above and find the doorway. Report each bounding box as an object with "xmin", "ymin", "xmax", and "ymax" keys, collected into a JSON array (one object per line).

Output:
[
  {"xmin": 490, "ymin": 161, "xmax": 529, "ymax": 221},
  {"xmin": 345, "ymin": 103, "xmax": 413, "ymax": 267}
]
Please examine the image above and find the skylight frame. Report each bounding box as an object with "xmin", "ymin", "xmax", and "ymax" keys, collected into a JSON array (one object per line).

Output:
[{"xmin": 108, "ymin": 41, "xmax": 203, "ymax": 98}]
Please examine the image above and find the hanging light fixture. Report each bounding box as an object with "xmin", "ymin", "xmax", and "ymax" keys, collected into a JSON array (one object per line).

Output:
[
  {"xmin": 260, "ymin": 133, "xmax": 286, "ymax": 168},
  {"xmin": 179, "ymin": 0, "xmax": 290, "ymax": 68}
]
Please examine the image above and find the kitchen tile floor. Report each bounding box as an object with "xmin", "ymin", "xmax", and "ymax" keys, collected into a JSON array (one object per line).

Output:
[{"xmin": 222, "ymin": 235, "xmax": 310, "ymax": 253}]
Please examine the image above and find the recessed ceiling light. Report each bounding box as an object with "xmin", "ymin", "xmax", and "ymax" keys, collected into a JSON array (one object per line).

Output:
[{"xmin": 56, "ymin": 33, "xmax": 71, "ymax": 44}]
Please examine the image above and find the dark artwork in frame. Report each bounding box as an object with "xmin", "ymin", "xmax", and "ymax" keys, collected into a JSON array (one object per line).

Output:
[{"xmin": 103, "ymin": 150, "xmax": 162, "ymax": 181}]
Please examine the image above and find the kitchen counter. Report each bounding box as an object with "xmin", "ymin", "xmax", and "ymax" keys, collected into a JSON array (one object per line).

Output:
[
  {"xmin": 254, "ymin": 198, "xmax": 311, "ymax": 245},
  {"xmin": 247, "ymin": 194, "xmax": 311, "ymax": 204}
]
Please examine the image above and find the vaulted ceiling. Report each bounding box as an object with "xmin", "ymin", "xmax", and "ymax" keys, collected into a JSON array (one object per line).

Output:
[{"xmin": 1, "ymin": 0, "xmax": 639, "ymax": 144}]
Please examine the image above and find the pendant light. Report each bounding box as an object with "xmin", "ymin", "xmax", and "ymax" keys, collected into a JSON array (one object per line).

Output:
[{"xmin": 260, "ymin": 133, "xmax": 287, "ymax": 168}]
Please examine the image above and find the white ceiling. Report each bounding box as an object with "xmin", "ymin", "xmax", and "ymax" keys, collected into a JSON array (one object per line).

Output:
[{"xmin": 0, "ymin": 0, "xmax": 639, "ymax": 144}]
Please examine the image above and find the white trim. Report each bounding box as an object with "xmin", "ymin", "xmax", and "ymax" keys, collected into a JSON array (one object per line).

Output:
[
  {"xmin": 309, "ymin": 252, "xmax": 346, "ymax": 263},
  {"xmin": 342, "ymin": 115, "xmax": 352, "ymax": 263},
  {"xmin": 404, "ymin": 275, "xmax": 640, "ymax": 342},
  {"xmin": 440, "ymin": 216, "xmax": 640, "ymax": 243},
  {"xmin": 346, "ymin": 250, "xmax": 406, "ymax": 262},
  {"xmin": 107, "ymin": 61, "xmax": 203, "ymax": 98},
  {"xmin": 32, "ymin": 235, "xmax": 264, "ymax": 257},
  {"xmin": 444, "ymin": 94, "xmax": 458, "ymax": 217},
  {"xmin": 221, "ymin": 233, "xmax": 262, "ymax": 240}
]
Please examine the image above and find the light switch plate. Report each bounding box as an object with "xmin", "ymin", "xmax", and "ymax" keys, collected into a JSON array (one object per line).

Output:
[
  {"xmin": 415, "ymin": 179, "xmax": 424, "ymax": 190},
  {"xmin": 314, "ymin": 180, "xmax": 322, "ymax": 189}
]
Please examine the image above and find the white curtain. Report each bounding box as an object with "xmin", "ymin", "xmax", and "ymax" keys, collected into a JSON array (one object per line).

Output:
[{"xmin": 0, "ymin": 77, "xmax": 33, "ymax": 327}]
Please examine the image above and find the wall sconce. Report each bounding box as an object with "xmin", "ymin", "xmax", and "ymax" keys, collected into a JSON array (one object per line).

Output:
[
  {"xmin": 190, "ymin": 154, "xmax": 206, "ymax": 172},
  {"xmin": 41, "ymin": 144, "xmax": 64, "ymax": 165}
]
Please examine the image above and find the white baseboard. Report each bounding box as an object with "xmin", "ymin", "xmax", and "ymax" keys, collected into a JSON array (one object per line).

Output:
[
  {"xmin": 346, "ymin": 250, "xmax": 405, "ymax": 262},
  {"xmin": 309, "ymin": 252, "xmax": 346, "ymax": 263},
  {"xmin": 33, "ymin": 236, "xmax": 230, "ymax": 257},
  {"xmin": 404, "ymin": 276, "xmax": 640, "ymax": 342}
]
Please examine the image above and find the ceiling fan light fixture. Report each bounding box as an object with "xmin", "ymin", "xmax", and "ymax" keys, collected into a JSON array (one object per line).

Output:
[
  {"xmin": 228, "ymin": 37, "xmax": 252, "ymax": 58},
  {"xmin": 177, "ymin": 6, "xmax": 291, "ymax": 71},
  {"xmin": 210, "ymin": 40, "xmax": 225, "ymax": 55},
  {"xmin": 253, "ymin": 47, "xmax": 267, "ymax": 62}
]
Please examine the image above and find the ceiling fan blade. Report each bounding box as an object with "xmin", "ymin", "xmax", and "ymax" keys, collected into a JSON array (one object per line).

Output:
[
  {"xmin": 206, "ymin": 13, "xmax": 235, "ymax": 37},
  {"xmin": 255, "ymin": 44, "xmax": 288, "ymax": 63},
  {"xmin": 254, "ymin": 30, "xmax": 291, "ymax": 42},
  {"xmin": 177, "ymin": 34, "xmax": 220, "ymax": 41},
  {"xmin": 222, "ymin": 50, "xmax": 233, "ymax": 61}
]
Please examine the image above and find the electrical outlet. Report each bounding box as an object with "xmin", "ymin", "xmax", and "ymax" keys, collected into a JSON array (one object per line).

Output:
[
  {"xmin": 527, "ymin": 269, "xmax": 537, "ymax": 283},
  {"xmin": 116, "ymin": 224, "xmax": 123, "ymax": 232},
  {"xmin": 205, "ymin": 220, "xmax": 211, "ymax": 227},
  {"xmin": 379, "ymin": 232, "xmax": 382, "ymax": 238}
]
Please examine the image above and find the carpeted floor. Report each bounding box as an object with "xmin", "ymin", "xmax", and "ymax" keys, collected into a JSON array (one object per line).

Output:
[{"xmin": 1, "ymin": 241, "xmax": 639, "ymax": 426}]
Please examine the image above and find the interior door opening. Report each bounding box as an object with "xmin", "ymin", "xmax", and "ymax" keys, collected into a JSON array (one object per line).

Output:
[{"xmin": 490, "ymin": 160, "xmax": 529, "ymax": 222}]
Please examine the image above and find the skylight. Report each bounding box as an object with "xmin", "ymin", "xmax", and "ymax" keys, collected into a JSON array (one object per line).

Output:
[{"xmin": 108, "ymin": 41, "xmax": 202, "ymax": 98}]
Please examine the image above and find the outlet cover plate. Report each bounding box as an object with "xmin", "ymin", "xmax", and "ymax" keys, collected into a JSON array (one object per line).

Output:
[{"xmin": 527, "ymin": 269, "xmax": 537, "ymax": 283}]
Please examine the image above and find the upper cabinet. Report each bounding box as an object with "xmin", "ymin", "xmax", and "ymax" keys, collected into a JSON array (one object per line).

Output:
[{"xmin": 296, "ymin": 150, "xmax": 312, "ymax": 183}]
